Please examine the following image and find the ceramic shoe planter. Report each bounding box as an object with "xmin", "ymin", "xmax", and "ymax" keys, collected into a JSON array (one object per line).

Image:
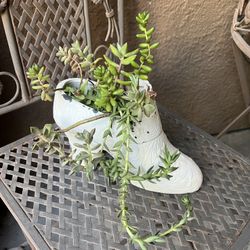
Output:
[{"xmin": 54, "ymin": 78, "xmax": 203, "ymax": 194}]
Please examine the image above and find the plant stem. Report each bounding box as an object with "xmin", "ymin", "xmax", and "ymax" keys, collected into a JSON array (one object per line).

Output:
[
  {"xmin": 59, "ymin": 113, "xmax": 109, "ymax": 133},
  {"xmin": 115, "ymin": 59, "xmax": 124, "ymax": 87},
  {"xmin": 54, "ymin": 87, "xmax": 65, "ymax": 91},
  {"xmin": 100, "ymin": 118, "xmax": 113, "ymax": 152},
  {"xmin": 136, "ymin": 29, "xmax": 152, "ymax": 86},
  {"xmin": 118, "ymin": 115, "xmax": 139, "ymax": 238},
  {"xmin": 159, "ymin": 199, "xmax": 192, "ymax": 238},
  {"xmin": 71, "ymin": 56, "xmax": 84, "ymax": 87}
]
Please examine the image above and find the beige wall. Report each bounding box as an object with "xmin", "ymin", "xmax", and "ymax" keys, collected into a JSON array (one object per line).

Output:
[{"xmin": 124, "ymin": 0, "xmax": 249, "ymax": 134}]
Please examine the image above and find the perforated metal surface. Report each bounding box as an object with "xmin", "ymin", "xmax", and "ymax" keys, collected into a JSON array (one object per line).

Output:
[{"xmin": 0, "ymin": 109, "xmax": 250, "ymax": 250}]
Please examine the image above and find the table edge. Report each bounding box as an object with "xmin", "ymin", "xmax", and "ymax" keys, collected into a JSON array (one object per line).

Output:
[{"xmin": 0, "ymin": 180, "xmax": 51, "ymax": 250}]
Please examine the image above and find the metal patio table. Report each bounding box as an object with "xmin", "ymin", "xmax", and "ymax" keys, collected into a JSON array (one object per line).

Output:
[{"xmin": 0, "ymin": 107, "xmax": 249, "ymax": 250}]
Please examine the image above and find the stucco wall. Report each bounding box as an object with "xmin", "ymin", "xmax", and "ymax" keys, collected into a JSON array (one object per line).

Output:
[{"xmin": 123, "ymin": 0, "xmax": 249, "ymax": 134}]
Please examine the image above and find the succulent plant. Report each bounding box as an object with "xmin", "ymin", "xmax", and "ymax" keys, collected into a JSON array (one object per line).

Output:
[{"xmin": 27, "ymin": 11, "xmax": 192, "ymax": 250}]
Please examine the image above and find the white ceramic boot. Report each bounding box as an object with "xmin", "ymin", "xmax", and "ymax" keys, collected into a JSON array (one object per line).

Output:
[
  {"xmin": 127, "ymin": 108, "xmax": 203, "ymax": 194},
  {"xmin": 53, "ymin": 78, "xmax": 203, "ymax": 194}
]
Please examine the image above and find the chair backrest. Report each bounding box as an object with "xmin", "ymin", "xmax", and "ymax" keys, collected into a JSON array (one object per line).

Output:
[
  {"xmin": 231, "ymin": 1, "xmax": 250, "ymax": 112},
  {"xmin": 0, "ymin": 0, "xmax": 124, "ymax": 115}
]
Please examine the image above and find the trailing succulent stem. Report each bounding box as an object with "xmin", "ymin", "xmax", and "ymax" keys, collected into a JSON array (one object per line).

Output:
[
  {"xmin": 31, "ymin": 112, "xmax": 193, "ymax": 250},
  {"xmin": 129, "ymin": 147, "xmax": 180, "ymax": 185},
  {"xmin": 113, "ymin": 110, "xmax": 192, "ymax": 249},
  {"xmin": 70, "ymin": 129, "xmax": 104, "ymax": 179},
  {"xmin": 135, "ymin": 11, "xmax": 159, "ymax": 81},
  {"xmin": 27, "ymin": 11, "xmax": 193, "ymax": 250}
]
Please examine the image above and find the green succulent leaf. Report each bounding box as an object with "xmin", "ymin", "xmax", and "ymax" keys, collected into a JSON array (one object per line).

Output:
[
  {"xmin": 104, "ymin": 55, "xmax": 118, "ymax": 68},
  {"xmin": 116, "ymin": 79, "xmax": 131, "ymax": 86},
  {"xmin": 110, "ymin": 44, "xmax": 122, "ymax": 58},
  {"xmin": 139, "ymin": 74, "xmax": 148, "ymax": 80},
  {"xmin": 141, "ymin": 65, "xmax": 152, "ymax": 73},
  {"xmin": 144, "ymin": 103, "xmax": 155, "ymax": 117},
  {"xmin": 120, "ymin": 43, "xmax": 128, "ymax": 55},
  {"xmin": 150, "ymin": 42, "xmax": 159, "ymax": 49},
  {"xmin": 125, "ymin": 49, "xmax": 139, "ymax": 57},
  {"xmin": 121, "ymin": 55, "xmax": 137, "ymax": 65}
]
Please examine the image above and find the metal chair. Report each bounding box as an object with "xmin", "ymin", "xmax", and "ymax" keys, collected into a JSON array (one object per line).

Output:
[
  {"xmin": 0, "ymin": 0, "xmax": 124, "ymax": 115},
  {"xmin": 217, "ymin": 0, "xmax": 250, "ymax": 138}
]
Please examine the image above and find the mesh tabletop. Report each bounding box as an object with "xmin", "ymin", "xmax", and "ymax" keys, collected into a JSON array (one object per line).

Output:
[{"xmin": 0, "ymin": 109, "xmax": 249, "ymax": 250}]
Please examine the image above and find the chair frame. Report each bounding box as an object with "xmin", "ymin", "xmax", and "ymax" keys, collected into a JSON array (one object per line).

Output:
[
  {"xmin": 217, "ymin": 5, "xmax": 250, "ymax": 138},
  {"xmin": 0, "ymin": 0, "xmax": 124, "ymax": 115}
]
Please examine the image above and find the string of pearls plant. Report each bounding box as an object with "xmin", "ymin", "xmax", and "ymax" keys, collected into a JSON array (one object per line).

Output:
[{"xmin": 27, "ymin": 12, "xmax": 193, "ymax": 250}]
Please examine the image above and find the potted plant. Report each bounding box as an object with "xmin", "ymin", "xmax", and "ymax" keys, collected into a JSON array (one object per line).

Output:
[{"xmin": 27, "ymin": 11, "xmax": 202, "ymax": 249}]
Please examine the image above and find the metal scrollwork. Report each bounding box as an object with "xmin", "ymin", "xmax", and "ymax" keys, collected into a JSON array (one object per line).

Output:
[{"xmin": 0, "ymin": 71, "xmax": 20, "ymax": 108}]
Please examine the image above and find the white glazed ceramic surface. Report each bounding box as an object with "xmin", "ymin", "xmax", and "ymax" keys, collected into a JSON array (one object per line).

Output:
[{"xmin": 53, "ymin": 78, "xmax": 203, "ymax": 194}]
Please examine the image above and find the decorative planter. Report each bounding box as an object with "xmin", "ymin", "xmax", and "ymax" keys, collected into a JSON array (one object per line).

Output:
[{"xmin": 53, "ymin": 78, "xmax": 203, "ymax": 194}]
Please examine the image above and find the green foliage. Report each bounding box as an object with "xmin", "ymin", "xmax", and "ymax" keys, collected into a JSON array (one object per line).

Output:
[
  {"xmin": 135, "ymin": 11, "xmax": 159, "ymax": 80},
  {"xmin": 30, "ymin": 114, "xmax": 193, "ymax": 250},
  {"xmin": 27, "ymin": 64, "xmax": 53, "ymax": 101},
  {"xmin": 130, "ymin": 195, "xmax": 193, "ymax": 248},
  {"xmin": 70, "ymin": 129, "xmax": 104, "ymax": 179},
  {"xmin": 56, "ymin": 41, "xmax": 100, "ymax": 82},
  {"xmin": 27, "ymin": 11, "xmax": 194, "ymax": 250},
  {"xmin": 30, "ymin": 124, "xmax": 64, "ymax": 157},
  {"xmin": 26, "ymin": 12, "xmax": 159, "ymax": 111},
  {"xmin": 63, "ymin": 79, "xmax": 97, "ymax": 107},
  {"xmin": 31, "ymin": 125, "xmax": 104, "ymax": 180},
  {"xmin": 93, "ymin": 43, "xmax": 138, "ymax": 112},
  {"xmin": 93, "ymin": 65, "xmax": 123, "ymax": 112},
  {"xmin": 130, "ymin": 147, "xmax": 180, "ymax": 185},
  {"xmin": 112, "ymin": 106, "xmax": 192, "ymax": 250},
  {"xmin": 122, "ymin": 75, "xmax": 156, "ymax": 121}
]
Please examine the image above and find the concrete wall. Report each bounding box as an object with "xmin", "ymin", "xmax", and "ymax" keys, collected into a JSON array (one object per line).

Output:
[
  {"xmin": 0, "ymin": 0, "xmax": 249, "ymax": 146},
  {"xmin": 124, "ymin": 0, "xmax": 249, "ymax": 134}
]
